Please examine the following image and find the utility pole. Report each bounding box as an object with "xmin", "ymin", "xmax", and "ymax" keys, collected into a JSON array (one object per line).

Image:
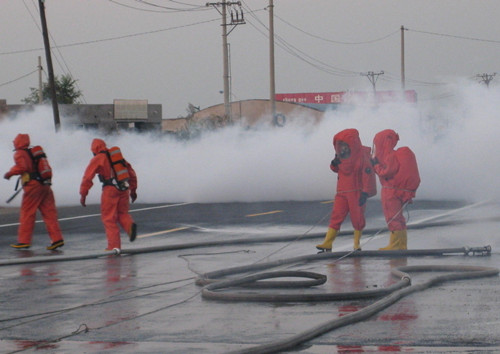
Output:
[
  {"xmin": 401, "ymin": 25, "xmax": 406, "ymax": 90},
  {"xmin": 268, "ymin": 0, "xmax": 276, "ymax": 123},
  {"xmin": 361, "ymin": 71, "xmax": 384, "ymax": 93},
  {"xmin": 38, "ymin": 0, "xmax": 60, "ymax": 132},
  {"xmin": 476, "ymin": 73, "xmax": 496, "ymax": 88},
  {"xmin": 206, "ymin": 1, "xmax": 245, "ymax": 123},
  {"xmin": 38, "ymin": 56, "xmax": 43, "ymax": 104}
]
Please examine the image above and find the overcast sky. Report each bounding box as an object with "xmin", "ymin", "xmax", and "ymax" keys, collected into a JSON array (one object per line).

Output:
[{"xmin": 1, "ymin": 0, "xmax": 499, "ymax": 118}]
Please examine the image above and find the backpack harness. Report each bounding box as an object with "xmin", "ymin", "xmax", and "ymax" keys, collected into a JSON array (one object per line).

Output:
[
  {"xmin": 25, "ymin": 146, "xmax": 52, "ymax": 185},
  {"xmin": 98, "ymin": 147, "xmax": 130, "ymax": 191}
]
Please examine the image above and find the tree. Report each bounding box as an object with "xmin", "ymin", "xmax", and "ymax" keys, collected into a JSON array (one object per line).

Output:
[{"xmin": 22, "ymin": 74, "xmax": 82, "ymax": 104}]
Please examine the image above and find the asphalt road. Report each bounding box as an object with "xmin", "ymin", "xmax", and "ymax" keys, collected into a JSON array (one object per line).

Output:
[{"xmin": 0, "ymin": 199, "xmax": 499, "ymax": 353}]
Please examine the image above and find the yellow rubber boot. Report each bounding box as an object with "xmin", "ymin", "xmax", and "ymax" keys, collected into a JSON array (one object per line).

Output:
[
  {"xmin": 379, "ymin": 232, "xmax": 398, "ymax": 250},
  {"xmin": 353, "ymin": 230, "xmax": 362, "ymax": 251},
  {"xmin": 397, "ymin": 229, "xmax": 407, "ymax": 250},
  {"xmin": 316, "ymin": 228, "xmax": 338, "ymax": 252}
]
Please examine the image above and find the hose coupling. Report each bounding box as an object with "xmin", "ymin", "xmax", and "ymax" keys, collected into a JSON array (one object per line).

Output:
[{"xmin": 466, "ymin": 245, "xmax": 491, "ymax": 256}]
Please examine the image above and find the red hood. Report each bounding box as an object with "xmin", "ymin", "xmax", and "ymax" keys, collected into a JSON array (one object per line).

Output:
[
  {"xmin": 373, "ymin": 129, "xmax": 399, "ymax": 160},
  {"xmin": 333, "ymin": 128, "xmax": 361, "ymax": 157},
  {"xmin": 13, "ymin": 133, "xmax": 30, "ymax": 150},
  {"xmin": 91, "ymin": 138, "xmax": 107, "ymax": 155}
]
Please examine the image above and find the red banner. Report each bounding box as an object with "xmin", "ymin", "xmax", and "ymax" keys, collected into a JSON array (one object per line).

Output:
[{"xmin": 276, "ymin": 90, "xmax": 417, "ymax": 104}]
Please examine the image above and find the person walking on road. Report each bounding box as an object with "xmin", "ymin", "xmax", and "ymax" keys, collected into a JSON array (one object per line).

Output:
[
  {"xmin": 4, "ymin": 133, "xmax": 64, "ymax": 250},
  {"xmin": 371, "ymin": 129, "xmax": 420, "ymax": 250},
  {"xmin": 316, "ymin": 128, "xmax": 376, "ymax": 252},
  {"xmin": 79, "ymin": 138, "xmax": 138, "ymax": 251}
]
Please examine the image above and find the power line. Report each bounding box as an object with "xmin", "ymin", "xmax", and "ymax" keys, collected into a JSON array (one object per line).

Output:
[
  {"xmin": 243, "ymin": 6, "xmax": 459, "ymax": 87},
  {"xmin": 108, "ymin": 0, "xmax": 208, "ymax": 13},
  {"xmin": 136, "ymin": 0, "xmax": 207, "ymax": 11},
  {"xmin": 0, "ymin": 69, "xmax": 38, "ymax": 88},
  {"xmin": 381, "ymin": 70, "xmax": 447, "ymax": 87},
  {"xmin": 407, "ymin": 28, "xmax": 500, "ymax": 44},
  {"xmin": 0, "ymin": 18, "xmax": 220, "ymax": 56},
  {"xmin": 241, "ymin": 2, "xmax": 359, "ymax": 78},
  {"xmin": 274, "ymin": 13, "xmax": 399, "ymax": 45},
  {"xmin": 241, "ymin": 1, "xmax": 498, "ymax": 87},
  {"xmin": 24, "ymin": 0, "xmax": 87, "ymax": 103},
  {"xmin": 166, "ymin": 0, "xmax": 205, "ymax": 6}
]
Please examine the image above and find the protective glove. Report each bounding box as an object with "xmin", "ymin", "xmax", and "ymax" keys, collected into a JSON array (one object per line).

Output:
[
  {"xmin": 21, "ymin": 173, "xmax": 30, "ymax": 185},
  {"xmin": 331, "ymin": 155, "xmax": 341, "ymax": 167},
  {"xmin": 358, "ymin": 192, "xmax": 369, "ymax": 206},
  {"xmin": 370, "ymin": 157, "xmax": 379, "ymax": 166},
  {"xmin": 4, "ymin": 172, "xmax": 11, "ymax": 180},
  {"xmin": 80, "ymin": 195, "xmax": 86, "ymax": 207},
  {"xmin": 130, "ymin": 191, "xmax": 137, "ymax": 203}
]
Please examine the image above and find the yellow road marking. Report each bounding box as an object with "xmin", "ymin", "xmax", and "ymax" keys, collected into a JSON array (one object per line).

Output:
[
  {"xmin": 246, "ymin": 210, "xmax": 283, "ymax": 217},
  {"xmin": 137, "ymin": 227, "xmax": 189, "ymax": 239},
  {"xmin": 321, "ymin": 200, "xmax": 334, "ymax": 204}
]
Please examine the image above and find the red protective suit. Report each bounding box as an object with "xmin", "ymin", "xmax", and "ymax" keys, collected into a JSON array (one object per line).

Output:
[
  {"xmin": 80, "ymin": 139, "xmax": 137, "ymax": 250},
  {"xmin": 328, "ymin": 129, "xmax": 367, "ymax": 231},
  {"xmin": 373, "ymin": 129, "xmax": 419, "ymax": 231},
  {"xmin": 4, "ymin": 134, "xmax": 63, "ymax": 245}
]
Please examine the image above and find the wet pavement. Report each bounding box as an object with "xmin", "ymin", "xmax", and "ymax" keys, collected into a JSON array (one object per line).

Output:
[{"xmin": 0, "ymin": 199, "xmax": 499, "ymax": 353}]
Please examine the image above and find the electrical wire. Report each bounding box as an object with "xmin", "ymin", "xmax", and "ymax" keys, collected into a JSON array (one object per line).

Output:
[
  {"xmin": 6, "ymin": 288, "xmax": 202, "ymax": 353},
  {"xmin": 0, "ymin": 70, "xmax": 37, "ymax": 88},
  {"xmin": 407, "ymin": 28, "xmax": 500, "ymax": 44},
  {"xmin": 241, "ymin": 5, "xmax": 360, "ymax": 78},
  {"xmin": 108, "ymin": 0, "xmax": 208, "ymax": 13},
  {"xmin": 241, "ymin": 1, "xmax": 497, "ymax": 87},
  {"xmin": 135, "ymin": 0, "xmax": 207, "ymax": 11},
  {"xmin": 0, "ymin": 18, "xmax": 220, "ymax": 56},
  {"xmin": 252, "ymin": 210, "xmax": 330, "ymax": 264},
  {"xmin": 0, "ymin": 276, "xmax": 194, "ymax": 328},
  {"xmin": 23, "ymin": 0, "xmax": 87, "ymax": 103},
  {"xmin": 178, "ymin": 250, "xmax": 255, "ymax": 276},
  {"xmin": 380, "ymin": 70, "xmax": 448, "ymax": 87},
  {"xmin": 274, "ymin": 13, "xmax": 399, "ymax": 45}
]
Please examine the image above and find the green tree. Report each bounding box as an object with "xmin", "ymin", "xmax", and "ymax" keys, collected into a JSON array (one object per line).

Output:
[{"xmin": 22, "ymin": 74, "xmax": 82, "ymax": 104}]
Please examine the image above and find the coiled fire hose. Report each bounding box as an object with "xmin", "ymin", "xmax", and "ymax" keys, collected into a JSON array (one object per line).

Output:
[
  {"xmin": 213, "ymin": 264, "xmax": 499, "ymax": 354},
  {"xmin": 193, "ymin": 247, "xmax": 498, "ymax": 354}
]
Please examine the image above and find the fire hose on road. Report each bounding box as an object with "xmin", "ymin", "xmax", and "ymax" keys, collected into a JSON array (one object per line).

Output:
[
  {"xmin": 0, "ymin": 238, "xmax": 497, "ymax": 354},
  {"xmin": 195, "ymin": 256, "xmax": 498, "ymax": 354},
  {"xmin": 224, "ymin": 264, "xmax": 499, "ymax": 354}
]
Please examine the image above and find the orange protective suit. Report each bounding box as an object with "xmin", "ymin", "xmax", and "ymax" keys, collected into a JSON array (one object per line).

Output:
[
  {"xmin": 4, "ymin": 134, "xmax": 63, "ymax": 246},
  {"xmin": 79, "ymin": 139, "xmax": 137, "ymax": 250},
  {"xmin": 328, "ymin": 129, "xmax": 368, "ymax": 231},
  {"xmin": 372, "ymin": 129, "xmax": 419, "ymax": 231}
]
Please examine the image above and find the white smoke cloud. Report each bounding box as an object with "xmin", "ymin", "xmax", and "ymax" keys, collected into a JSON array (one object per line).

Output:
[{"xmin": 0, "ymin": 81, "xmax": 498, "ymax": 207}]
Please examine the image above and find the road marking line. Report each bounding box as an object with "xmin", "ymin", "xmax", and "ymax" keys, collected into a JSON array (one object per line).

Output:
[
  {"xmin": 130, "ymin": 203, "xmax": 191, "ymax": 213},
  {"xmin": 409, "ymin": 200, "xmax": 491, "ymax": 225},
  {"xmin": 321, "ymin": 200, "xmax": 333, "ymax": 204},
  {"xmin": 246, "ymin": 210, "xmax": 283, "ymax": 217},
  {"xmin": 0, "ymin": 203, "xmax": 192, "ymax": 228},
  {"xmin": 138, "ymin": 227, "xmax": 189, "ymax": 239}
]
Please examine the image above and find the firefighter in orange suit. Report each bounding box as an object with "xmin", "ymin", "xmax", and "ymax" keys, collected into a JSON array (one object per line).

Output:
[
  {"xmin": 371, "ymin": 129, "xmax": 420, "ymax": 250},
  {"xmin": 316, "ymin": 129, "xmax": 373, "ymax": 252},
  {"xmin": 79, "ymin": 138, "xmax": 138, "ymax": 251},
  {"xmin": 4, "ymin": 133, "xmax": 64, "ymax": 250}
]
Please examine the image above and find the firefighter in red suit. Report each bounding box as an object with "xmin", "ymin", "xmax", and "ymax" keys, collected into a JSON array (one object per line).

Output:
[
  {"xmin": 316, "ymin": 129, "xmax": 369, "ymax": 252},
  {"xmin": 80, "ymin": 138, "xmax": 138, "ymax": 251},
  {"xmin": 372, "ymin": 129, "xmax": 420, "ymax": 250},
  {"xmin": 4, "ymin": 133, "xmax": 64, "ymax": 250}
]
